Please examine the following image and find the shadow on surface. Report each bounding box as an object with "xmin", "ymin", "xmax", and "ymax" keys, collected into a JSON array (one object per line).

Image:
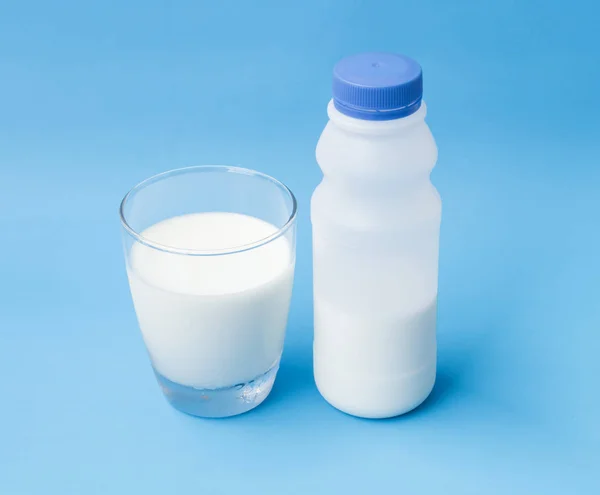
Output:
[
  {"xmin": 406, "ymin": 365, "xmax": 461, "ymax": 417},
  {"xmin": 265, "ymin": 349, "xmax": 316, "ymax": 409}
]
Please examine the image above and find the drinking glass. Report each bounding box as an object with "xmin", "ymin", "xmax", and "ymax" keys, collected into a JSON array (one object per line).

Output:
[{"xmin": 120, "ymin": 166, "xmax": 297, "ymax": 417}]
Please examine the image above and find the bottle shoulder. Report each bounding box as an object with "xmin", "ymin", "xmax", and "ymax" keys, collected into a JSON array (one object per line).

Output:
[{"xmin": 316, "ymin": 101, "xmax": 437, "ymax": 177}]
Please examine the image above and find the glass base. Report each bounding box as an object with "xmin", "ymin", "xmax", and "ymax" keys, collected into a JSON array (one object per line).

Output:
[{"xmin": 154, "ymin": 360, "xmax": 280, "ymax": 418}]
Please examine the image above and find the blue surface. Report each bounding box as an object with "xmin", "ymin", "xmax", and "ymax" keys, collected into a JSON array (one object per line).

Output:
[{"xmin": 1, "ymin": 1, "xmax": 598, "ymax": 493}]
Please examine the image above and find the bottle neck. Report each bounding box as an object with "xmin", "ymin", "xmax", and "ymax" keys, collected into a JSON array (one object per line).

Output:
[{"xmin": 327, "ymin": 100, "xmax": 427, "ymax": 135}]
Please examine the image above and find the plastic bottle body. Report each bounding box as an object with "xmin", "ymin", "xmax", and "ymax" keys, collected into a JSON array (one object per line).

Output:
[{"xmin": 312, "ymin": 101, "xmax": 440, "ymax": 418}]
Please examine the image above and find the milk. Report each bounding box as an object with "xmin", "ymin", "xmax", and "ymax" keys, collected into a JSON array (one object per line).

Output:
[
  {"xmin": 126, "ymin": 212, "xmax": 294, "ymax": 389},
  {"xmin": 313, "ymin": 298, "xmax": 437, "ymax": 418},
  {"xmin": 312, "ymin": 236, "xmax": 438, "ymax": 417}
]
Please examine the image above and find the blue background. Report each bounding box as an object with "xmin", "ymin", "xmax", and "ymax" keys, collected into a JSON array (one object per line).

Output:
[{"xmin": 1, "ymin": 1, "xmax": 599, "ymax": 493}]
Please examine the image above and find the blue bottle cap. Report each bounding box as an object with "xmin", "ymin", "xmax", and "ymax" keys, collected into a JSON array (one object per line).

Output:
[{"xmin": 332, "ymin": 52, "xmax": 423, "ymax": 121}]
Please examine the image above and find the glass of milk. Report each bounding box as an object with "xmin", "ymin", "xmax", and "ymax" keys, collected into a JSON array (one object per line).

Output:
[{"xmin": 120, "ymin": 166, "xmax": 297, "ymax": 417}]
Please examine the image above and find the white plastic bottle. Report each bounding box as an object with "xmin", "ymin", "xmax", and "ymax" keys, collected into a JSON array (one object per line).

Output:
[{"xmin": 312, "ymin": 53, "xmax": 441, "ymax": 418}]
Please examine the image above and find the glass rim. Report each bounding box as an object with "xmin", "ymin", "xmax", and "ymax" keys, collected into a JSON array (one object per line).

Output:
[{"xmin": 119, "ymin": 165, "xmax": 298, "ymax": 256}]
